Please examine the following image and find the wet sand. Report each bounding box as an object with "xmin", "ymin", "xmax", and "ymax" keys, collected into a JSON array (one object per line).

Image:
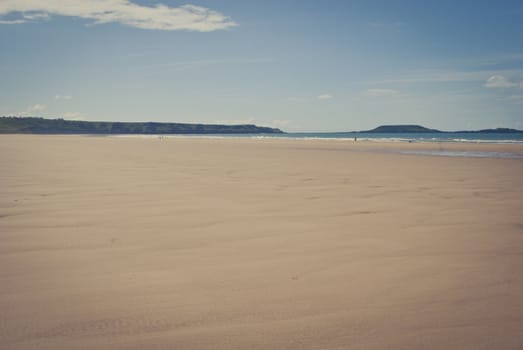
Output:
[{"xmin": 1, "ymin": 135, "xmax": 522, "ymax": 349}]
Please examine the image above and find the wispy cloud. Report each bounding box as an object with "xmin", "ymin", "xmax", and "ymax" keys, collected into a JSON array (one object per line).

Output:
[
  {"xmin": 372, "ymin": 68, "xmax": 523, "ymax": 85},
  {"xmin": 55, "ymin": 94, "xmax": 72, "ymax": 100},
  {"xmin": 458, "ymin": 52, "xmax": 523, "ymax": 70},
  {"xmin": 506, "ymin": 95, "xmax": 523, "ymax": 104},
  {"xmin": 132, "ymin": 57, "xmax": 274, "ymax": 71},
  {"xmin": 0, "ymin": 1, "xmax": 237, "ymax": 31},
  {"xmin": 287, "ymin": 94, "xmax": 333, "ymax": 102},
  {"xmin": 213, "ymin": 118, "xmax": 255, "ymax": 125},
  {"xmin": 22, "ymin": 12, "xmax": 50, "ymax": 21},
  {"xmin": 271, "ymin": 119, "xmax": 290, "ymax": 128},
  {"xmin": 286, "ymin": 97, "xmax": 306, "ymax": 102},
  {"xmin": 17, "ymin": 103, "xmax": 47, "ymax": 116},
  {"xmin": 29, "ymin": 103, "xmax": 46, "ymax": 112},
  {"xmin": 317, "ymin": 94, "xmax": 333, "ymax": 100},
  {"xmin": 62, "ymin": 111, "xmax": 84, "ymax": 120},
  {"xmin": 0, "ymin": 18, "xmax": 26, "ymax": 24},
  {"xmin": 484, "ymin": 75, "xmax": 522, "ymax": 88},
  {"xmin": 364, "ymin": 88, "xmax": 399, "ymax": 97}
]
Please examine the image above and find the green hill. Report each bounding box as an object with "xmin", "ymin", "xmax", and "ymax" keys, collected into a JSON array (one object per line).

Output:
[
  {"xmin": 362, "ymin": 125, "xmax": 522, "ymax": 134},
  {"xmin": 363, "ymin": 125, "xmax": 441, "ymax": 133},
  {"xmin": 0, "ymin": 117, "xmax": 283, "ymax": 134},
  {"xmin": 476, "ymin": 128, "xmax": 523, "ymax": 134}
]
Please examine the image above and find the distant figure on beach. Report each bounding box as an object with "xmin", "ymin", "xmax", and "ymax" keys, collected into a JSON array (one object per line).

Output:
[{"xmin": 354, "ymin": 137, "xmax": 357, "ymax": 142}]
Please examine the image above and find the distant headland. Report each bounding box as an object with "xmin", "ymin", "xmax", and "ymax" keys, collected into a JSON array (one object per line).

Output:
[
  {"xmin": 1, "ymin": 118, "xmax": 521, "ymax": 135},
  {"xmin": 0, "ymin": 117, "xmax": 283, "ymax": 134},
  {"xmin": 359, "ymin": 125, "xmax": 523, "ymax": 134}
]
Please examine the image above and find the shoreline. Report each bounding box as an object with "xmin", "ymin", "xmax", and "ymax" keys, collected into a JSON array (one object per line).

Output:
[
  {"xmin": 3, "ymin": 134, "xmax": 523, "ymax": 158},
  {"xmin": 3, "ymin": 131, "xmax": 523, "ymax": 144},
  {"xmin": 113, "ymin": 133, "xmax": 523, "ymax": 145}
]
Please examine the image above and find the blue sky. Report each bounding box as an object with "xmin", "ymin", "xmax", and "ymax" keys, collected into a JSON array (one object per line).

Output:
[{"xmin": 0, "ymin": 0, "xmax": 522, "ymax": 131}]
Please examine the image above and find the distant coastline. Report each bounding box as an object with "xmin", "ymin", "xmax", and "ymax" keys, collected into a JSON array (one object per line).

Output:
[
  {"xmin": 1, "ymin": 118, "xmax": 522, "ymax": 136},
  {"xmin": 0, "ymin": 117, "xmax": 283, "ymax": 135},
  {"xmin": 359, "ymin": 125, "xmax": 523, "ymax": 134}
]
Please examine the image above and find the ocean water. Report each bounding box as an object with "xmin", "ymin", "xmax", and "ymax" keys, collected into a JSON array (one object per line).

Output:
[
  {"xmin": 270, "ymin": 132, "xmax": 523, "ymax": 159},
  {"xmin": 257, "ymin": 132, "xmax": 523, "ymax": 144},
  {"xmin": 395, "ymin": 149, "xmax": 523, "ymax": 159},
  {"xmin": 112, "ymin": 132, "xmax": 523, "ymax": 159},
  {"xmin": 115, "ymin": 131, "xmax": 523, "ymax": 143}
]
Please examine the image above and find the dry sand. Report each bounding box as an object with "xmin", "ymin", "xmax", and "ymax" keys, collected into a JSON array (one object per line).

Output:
[{"xmin": 1, "ymin": 135, "xmax": 522, "ymax": 349}]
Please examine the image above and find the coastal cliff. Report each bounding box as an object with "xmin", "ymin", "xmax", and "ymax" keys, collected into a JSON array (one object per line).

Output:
[{"xmin": 0, "ymin": 117, "xmax": 283, "ymax": 134}]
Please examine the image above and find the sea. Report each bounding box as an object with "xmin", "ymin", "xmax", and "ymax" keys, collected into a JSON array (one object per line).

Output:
[
  {"xmin": 113, "ymin": 132, "xmax": 523, "ymax": 159},
  {"xmin": 252, "ymin": 132, "xmax": 523, "ymax": 144}
]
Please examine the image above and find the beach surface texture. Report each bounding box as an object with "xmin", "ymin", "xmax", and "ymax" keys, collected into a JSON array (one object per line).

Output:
[{"xmin": 1, "ymin": 135, "xmax": 522, "ymax": 349}]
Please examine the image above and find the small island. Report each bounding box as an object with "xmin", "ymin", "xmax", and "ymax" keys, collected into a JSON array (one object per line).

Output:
[
  {"xmin": 360, "ymin": 124, "xmax": 523, "ymax": 134},
  {"xmin": 0, "ymin": 117, "xmax": 283, "ymax": 134},
  {"xmin": 362, "ymin": 125, "xmax": 441, "ymax": 133}
]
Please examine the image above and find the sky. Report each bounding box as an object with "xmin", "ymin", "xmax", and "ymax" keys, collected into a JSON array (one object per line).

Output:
[{"xmin": 0, "ymin": 0, "xmax": 522, "ymax": 132}]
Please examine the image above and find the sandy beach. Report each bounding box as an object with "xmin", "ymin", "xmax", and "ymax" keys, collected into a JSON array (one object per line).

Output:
[{"xmin": 1, "ymin": 135, "xmax": 522, "ymax": 349}]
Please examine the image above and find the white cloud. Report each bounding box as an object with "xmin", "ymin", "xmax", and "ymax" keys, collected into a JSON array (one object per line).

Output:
[
  {"xmin": 365, "ymin": 88, "xmax": 399, "ymax": 97},
  {"xmin": 0, "ymin": 18, "xmax": 26, "ymax": 24},
  {"xmin": 55, "ymin": 94, "xmax": 72, "ymax": 100},
  {"xmin": 507, "ymin": 95, "xmax": 523, "ymax": 104},
  {"xmin": 484, "ymin": 75, "xmax": 522, "ymax": 88},
  {"xmin": 62, "ymin": 111, "xmax": 83, "ymax": 120},
  {"xmin": 29, "ymin": 103, "xmax": 47, "ymax": 112},
  {"xmin": 213, "ymin": 118, "xmax": 255, "ymax": 125},
  {"xmin": 271, "ymin": 119, "xmax": 290, "ymax": 128},
  {"xmin": 22, "ymin": 12, "xmax": 50, "ymax": 21},
  {"xmin": 17, "ymin": 103, "xmax": 47, "ymax": 116},
  {"xmin": 317, "ymin": 94, "xmax": 333, "ymax": 100},
  {"xmin": 286, "ymin": 97, "xmax": 305, "ymax": 102},
  {"xmin": 372, "ymin": 68, "xmax": 523, "ymax": 85},
  {"xmin": 0, "ymin": 1, "xmax": 237, "ymax": 32}
]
